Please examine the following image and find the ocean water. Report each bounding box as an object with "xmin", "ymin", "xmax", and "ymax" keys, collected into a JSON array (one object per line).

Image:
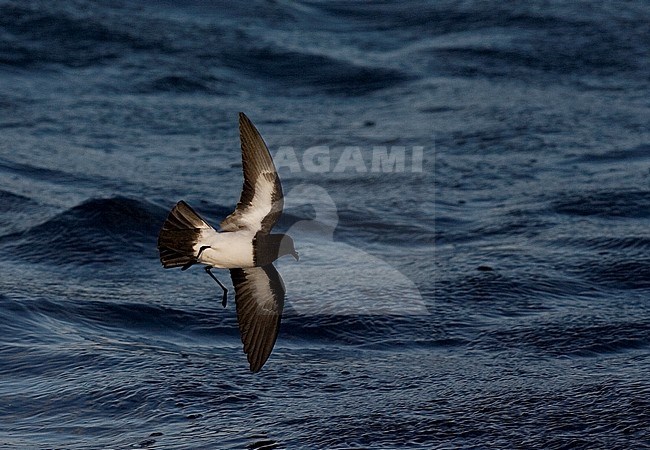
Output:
[{"xmin": 1, "ymin": 0, "xmax": 649, "ymax": 448}]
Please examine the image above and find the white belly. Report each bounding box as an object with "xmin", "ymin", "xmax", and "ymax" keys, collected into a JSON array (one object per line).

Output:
[{"xmin": 193, "ymin": 229, "xmax": 255, "ymax": 269}]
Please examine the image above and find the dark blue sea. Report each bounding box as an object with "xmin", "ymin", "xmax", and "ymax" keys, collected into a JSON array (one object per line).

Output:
[{"xmin": 1, "ymin": 1, "xmax": 649, "ymax": 448}]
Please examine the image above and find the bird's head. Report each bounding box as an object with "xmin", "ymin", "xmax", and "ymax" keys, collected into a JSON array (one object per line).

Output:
[
  {"xmin": 255, "ymin": 233, "xmax": 299, "ymax": 265},
  {"xmin": 279, "ymin": 234, "xmax": 299, "ymax": 261}
]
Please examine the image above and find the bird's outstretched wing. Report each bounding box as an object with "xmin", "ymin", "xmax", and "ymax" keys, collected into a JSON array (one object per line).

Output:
[
  {"xmin": 220, "ymin": 113, "xmax": 283, "ymax": 234},
  {"xmin": 230, "ymin": 264, "xmax": 285, "ymax": 372}
]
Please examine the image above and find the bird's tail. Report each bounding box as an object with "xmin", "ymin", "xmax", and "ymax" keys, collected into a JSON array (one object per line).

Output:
[{"xmin": 157, "ymin": 201, "xmax": 212, "ymax": 269}]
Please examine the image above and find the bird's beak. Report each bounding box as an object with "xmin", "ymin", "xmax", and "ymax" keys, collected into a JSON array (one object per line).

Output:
[{"xmin": 292, "ymin": 251, "xmax": 300, "ymax": 261}]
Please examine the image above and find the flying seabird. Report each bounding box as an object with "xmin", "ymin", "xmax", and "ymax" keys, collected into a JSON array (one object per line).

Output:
[{"xmin": 157, "ymin": 112, "xmax": 299, "ymax": 372}]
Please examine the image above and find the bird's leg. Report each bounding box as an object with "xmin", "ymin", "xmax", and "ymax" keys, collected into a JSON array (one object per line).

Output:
[
  {"xmin": 205, "ymin": 266, "xmax": 228, "ymax": 308},
  {"xmin": 181, "ymin": 245, "xmax": 211, "ymax": 271},
  {"xmin": 196, "ymin": 245, "xmax": 211, "ymax": 259}
]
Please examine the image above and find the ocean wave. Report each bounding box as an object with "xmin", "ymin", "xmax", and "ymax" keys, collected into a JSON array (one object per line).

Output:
[
  {"xmin": 568, "ymin": 143, "xmax": 650, "ymax": 164},
  {"xmin": 137, "ymin": 74, "xmax": 224, "ymax": 95},
  {"xmin": 1, "ymin": 295, "xmax": 227, "ymax": 338},
  {"xmin": 0, "ymin": 292, "xmax": 439, "ymax": 350},
  {"xmin": 552, "ymin": 189, "xmax": 650, "ymax": 219},
  {"xmin": 0, "ymin": 2, "xmax": 169, "ymax": 68},
  {"xmin": 0, "ymin": 189, "xmax": 35, "ymax": 211},
  {"xmin": 553, "ymin": 235, "xmax": 650, "ymax": 253},
  {"xmin": 0, "ymin": 196, "xmax": 166, "ymax": 265},
  {"xmin": 0, "ymin": 1, "xmax": 411, "ymax": 96},
  {"xmin": 477, "ymin": 319, "xmax": 650, "ymax": 356},
  {"xmin": 336, "ymin": 209, "xmax": 433, "ymax": 246},
  {"xmin": 0, "ymin": 156, "xmax": 98, "ymax": 187},
  {"xmin": 411, "ymin": 4, "xmax": 647, "ymax": 81},
  {"xmin": 0, "ymin": 189, "xmax": 60, "ymax": 236},
  {"xmin": 219, "ymin": 44, "xmax": 411, "ymax": 96},
  {"xmin": 571, "ymin": 255, "xmax": 650, "ymax": 290},
  {"xmin": 438, "ymin": 269, "xmax": 572, "ymax": 316}
]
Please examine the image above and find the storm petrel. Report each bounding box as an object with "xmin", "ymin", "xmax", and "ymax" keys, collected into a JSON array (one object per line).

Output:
[{"xmin": 157, "ymin": 112, "xmax": 299, "ymax": 372}]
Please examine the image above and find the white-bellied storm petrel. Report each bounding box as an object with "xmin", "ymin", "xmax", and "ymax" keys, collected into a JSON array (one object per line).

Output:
[{"xmin": 157, "ymin": 112, "xmax": 299, "ymax": 372}]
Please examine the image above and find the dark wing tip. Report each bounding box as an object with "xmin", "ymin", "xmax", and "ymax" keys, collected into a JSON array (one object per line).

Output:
[
  {"xmin": 239, "ymin": 112, "xmax": 254, "ymax": 133},
  {"xmin": 238, "ymin": 112, "xmax": 263, "ymax": 147},
  {"xmin": 249, "ymin": 359, "xmax": 264, "ymax": 373}
]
